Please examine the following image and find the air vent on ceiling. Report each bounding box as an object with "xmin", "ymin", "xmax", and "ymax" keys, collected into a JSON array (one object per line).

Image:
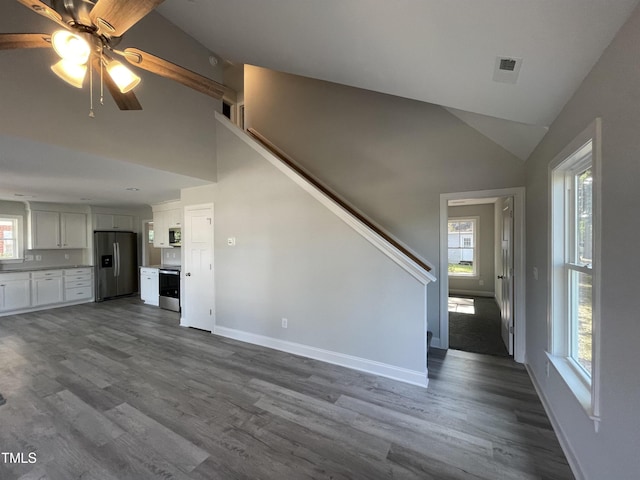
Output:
[{"xmin": 493, "ymin": 56, "xmax": 522, "ymax": 84}]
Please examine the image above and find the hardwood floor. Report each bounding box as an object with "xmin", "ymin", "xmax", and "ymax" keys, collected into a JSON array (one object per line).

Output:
[{"xmin": 0, "ymin": 298, "xmax": 574, "ymax": 479}]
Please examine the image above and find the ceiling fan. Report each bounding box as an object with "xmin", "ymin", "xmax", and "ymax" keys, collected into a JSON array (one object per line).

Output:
[{"xmin": 0, "ymin": 0, "xmax": 234, "ymax": 112}]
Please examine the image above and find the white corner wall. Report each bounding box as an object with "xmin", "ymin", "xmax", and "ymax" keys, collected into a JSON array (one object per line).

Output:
[
  {"xmin": 213, "ymin": 119, "xmax": 429, "ymax": 385},
  {"xmin": 525, "ymin": 4, "xmax": 640, "ymax": 479}
]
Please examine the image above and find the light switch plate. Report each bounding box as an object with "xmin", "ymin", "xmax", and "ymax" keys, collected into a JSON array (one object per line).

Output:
[{"xmin": 227, "ymin": 237, "xmax": 236, "ymax": 246}]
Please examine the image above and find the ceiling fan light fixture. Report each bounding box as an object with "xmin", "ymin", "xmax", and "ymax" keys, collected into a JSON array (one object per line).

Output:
[
  {"xmin": 51, "ymin": 59, "xmax": 87, "ymax": 88},
  {"xmin": 51, "ymin": 30, "xmax": 91, "ymax": 65},
  {"xmin": 106, "ymin": 60, "xmax": 141, "ymax": 93}
]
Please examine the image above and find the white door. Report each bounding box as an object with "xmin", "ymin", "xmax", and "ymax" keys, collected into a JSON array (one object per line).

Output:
[
  {"xmin": 499, "ymin": 198, "xmax": 514, "ymax": 355},
  {"xmin": 183, "ymin": 205, "xmax": 214, "ymax": 331}
]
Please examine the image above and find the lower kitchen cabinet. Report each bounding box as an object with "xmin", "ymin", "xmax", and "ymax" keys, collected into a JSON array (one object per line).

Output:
[
  {"xmin": 0, "ymin": 267, "xmax": 94, "ymax": 316},
  {"xmin": 0, "ymin": 273, "xmax": 31, "ymax": 312},
  {"xmin": 64, "ymin": 268, "xmax": 93, "ymax": 302},
  {"xmin": 32, "ymin": 270, "xmax": 64, "ymax": 307},
  {"xmin": 140, "ymin": 267, "xmax": 159, "ymax": 306}
]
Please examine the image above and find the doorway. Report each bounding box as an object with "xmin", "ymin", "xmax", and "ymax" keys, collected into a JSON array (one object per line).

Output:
[
  {"xmin": 142, "ymin": 220, "xmax": 162, "ymax": 267},
  {"xmin": 439, "ymin": 187, "xmax": 526, "ymax": 363}
]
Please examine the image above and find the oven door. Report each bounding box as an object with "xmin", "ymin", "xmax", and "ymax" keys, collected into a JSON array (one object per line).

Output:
[{"xmin": 159, "ymin": 269, "xmax": 180, "ymax": 311}]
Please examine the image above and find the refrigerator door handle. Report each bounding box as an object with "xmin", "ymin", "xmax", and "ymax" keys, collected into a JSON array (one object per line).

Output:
[{"xmin": 113, "ymin": 242, "xmax": 119, "ymax": 277}]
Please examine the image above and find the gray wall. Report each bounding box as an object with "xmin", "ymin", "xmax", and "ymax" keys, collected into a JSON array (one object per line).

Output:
[
  {"xmin": 214, "ymin": 123, "xmax": 428, "ymax": 374},
  {"xmin": 448, "ymin": 204, "xmax": 495, "ymax": 295},
  {"xmin": 245, "ymin": 65, "xmax": 525, "ymax": 339},
  {"xmin": 524, "ymin": 4, "xmax": 640, "ymax": 479}
]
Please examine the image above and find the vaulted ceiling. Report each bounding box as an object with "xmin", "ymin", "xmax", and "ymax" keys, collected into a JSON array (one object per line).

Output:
[{"xmin": 158, "ymin": 0, "xmax": 639, "ymax": 159}]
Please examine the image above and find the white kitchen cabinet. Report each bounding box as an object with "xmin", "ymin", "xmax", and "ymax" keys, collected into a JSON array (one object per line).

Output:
[
  {"xmin": 61, "ymin": 212, "xmax": 88, "ymax": 248},
  {"xmin": 64, "ymin": 268, "xmax": 93, "ymax": 302},
  {"xmin": 140, "ymin": 267, "xmax": 159, "ymax": 306},
  {"xmin": 32, "ymin": 270, "xmax": 64, "ymax": 306},
  {"xmin": 153, "ymin": 210, "xmax": 170, "ymax": 248},
  {"xmin": 95, "ymin": 213, "xmax": 134, "ymax": 231},
  {"xmin": 30, "ymin": 210, "xmax": 87, "ymax": 249},
  {"xmin": 31, "ymin": 210, "xmax": 60, "ymax": 249},
  {"xmin": 166, "ymin": 208, "xmax": 182, "ymax": 228},
  {"xmin": 0, "ymin": 272, "xmax": 31, "ymax": 312}
]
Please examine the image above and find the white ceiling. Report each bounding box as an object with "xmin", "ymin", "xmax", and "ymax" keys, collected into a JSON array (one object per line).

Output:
[
  {"xmin": 158, "ymin": 0, "xmax": 639, "ymax": 159},
  {"xmin": 0, "ymin": 134, "xmax": 208, "ymax": 207}
]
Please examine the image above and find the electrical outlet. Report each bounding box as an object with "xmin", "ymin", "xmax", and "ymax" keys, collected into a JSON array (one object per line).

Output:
[
  {"xmin": 227, "ymin": 237, "xmax": 236, "ymax": 246},
  {"xmin": 64, "ymin": 254, "xmax": 69, "ymax": 260},
  {"xmin": 24, "ymin": 255, "xmax": 33, "ymax": 261},
  {"xmin": 479, "ymin": 280, "xmax": 484, "ymax": 286},
  {"xmin": 533, "ymin": 267, "xmax": 539, "ymax": 280},
  {"xmin": 35, "ymin": 255, "xmax": 42, "ymax": 261},
  {"xmin": 281, "ymin": 318, "xmax": 288, "ymax": 329}
]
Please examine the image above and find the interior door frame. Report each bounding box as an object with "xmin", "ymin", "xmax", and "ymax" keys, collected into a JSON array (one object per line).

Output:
[{"xmin": 438, "ymin": 187, "xmax": 526, "ymax": 363}]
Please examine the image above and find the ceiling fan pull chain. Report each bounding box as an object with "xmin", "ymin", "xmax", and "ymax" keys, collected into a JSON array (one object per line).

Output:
[
  {"xmin": 100, "ymin": 50, "xmax": 104, "ymax": 106},
  {"xmin": 89, "ymin": 57, "xmax": 95, "ymax": 118}
]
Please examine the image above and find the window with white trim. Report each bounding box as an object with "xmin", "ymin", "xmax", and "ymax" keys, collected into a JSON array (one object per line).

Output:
[
  {"xmin": 448, "ymin": 218, "xmax": 478, "ymax": 277},
  {"xmin": 0, "ymin": 215, "xmax": 23, "ymax": 261},
  {"xmin": 549, "ymin": 119, "xmax": 601, "ymax": 427}
]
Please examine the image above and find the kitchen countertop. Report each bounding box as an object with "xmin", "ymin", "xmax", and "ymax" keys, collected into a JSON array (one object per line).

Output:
[
  {"xmin": 0, "ymin": 265, "xmax": 93, "ymax": 273},
  {"xmin": 143, "ymin": 265, "xmax": 182, "ymax": 271}
]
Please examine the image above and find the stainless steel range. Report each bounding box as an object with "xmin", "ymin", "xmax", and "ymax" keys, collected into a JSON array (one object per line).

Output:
[{"xmin": 159, "ymin": 268, "xmax": 180, "ymax": 312}]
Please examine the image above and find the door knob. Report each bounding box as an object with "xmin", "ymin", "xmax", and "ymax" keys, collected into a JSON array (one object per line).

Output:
[
  {"xmin": 185, "ymin": 273, "xmax": 191, "ymax": 276},
  {"xmin": 497, "ymin": 275, "xmax": 505, "ymax": 279}
]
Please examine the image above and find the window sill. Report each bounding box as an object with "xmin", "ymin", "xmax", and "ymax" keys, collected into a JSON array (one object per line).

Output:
[{"xmin": 546, "ymin": 351, "xmax": 601, "ymax": 431}]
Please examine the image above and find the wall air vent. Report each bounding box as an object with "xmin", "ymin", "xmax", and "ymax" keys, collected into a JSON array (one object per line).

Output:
[{"xmin": 493, "ymin": 56, "xmax": 523, "ymax": 84}]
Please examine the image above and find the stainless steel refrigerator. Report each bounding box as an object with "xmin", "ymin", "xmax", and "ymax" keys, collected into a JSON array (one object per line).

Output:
[{"xmin": 94, "ymin": 231, "xmax": 138, "ymax": 301}]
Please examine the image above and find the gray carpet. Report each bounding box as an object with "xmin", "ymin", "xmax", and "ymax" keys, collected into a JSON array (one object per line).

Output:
[{"xmin": 449, "ymin": 295, "xmax": 510, "ymax": 357}]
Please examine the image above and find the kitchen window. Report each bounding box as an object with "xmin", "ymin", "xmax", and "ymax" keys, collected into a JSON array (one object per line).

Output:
[
  {"xmin": 0, "ymin": 215, "xmax": 24, "ymax": 261},
  {"xmin": 548, "ymin": 119, "xmax": 601, "ymax": 428}
]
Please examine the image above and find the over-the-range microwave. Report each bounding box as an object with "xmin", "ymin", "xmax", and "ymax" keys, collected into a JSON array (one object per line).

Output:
[{"xmin": 168, "ymin": 227, "xmax": 181, "ymax": 247}]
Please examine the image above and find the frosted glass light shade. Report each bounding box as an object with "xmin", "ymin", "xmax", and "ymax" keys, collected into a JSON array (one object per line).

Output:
[
  {"xmin": 106, "ymin": 61, "xmax": 141, "ymax": 93},
  {"xmin": 51, "ymin": 30, "xmax": 90, "ymax": 65},
  {"xmin": 51, "ymin": 60, "xmax": 87, "ymax": 88}
]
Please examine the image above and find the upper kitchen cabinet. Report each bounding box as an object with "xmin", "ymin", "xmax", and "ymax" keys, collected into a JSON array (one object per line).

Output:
[
  {"xmin": 152, "ymin": 201, "xmax": 182, "ymax": 248},
  {"xmin": 28, "ymin": 209, "xmax": 88, "ymax": 249},
  {"xmin": 94, "ymin": 213, "xmax": 134, "ymax": 231}
]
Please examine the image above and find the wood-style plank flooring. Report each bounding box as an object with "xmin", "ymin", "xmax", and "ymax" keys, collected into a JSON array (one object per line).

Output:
[{"xmin": 0, "ymin": 298, "xmax": 574, "ymax": 479}]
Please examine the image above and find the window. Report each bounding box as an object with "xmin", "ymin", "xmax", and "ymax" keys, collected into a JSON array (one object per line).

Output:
[
  {"xmin": 549, "ymin": 119, "xmax": 601, "ymax": 426},
  {"xmin": 448, "ymin": 217, "xmax": 478, "ymax": 276},
  {"xmin": 0, "ymin": 215, "xmax": 23, "ymax": 261}
]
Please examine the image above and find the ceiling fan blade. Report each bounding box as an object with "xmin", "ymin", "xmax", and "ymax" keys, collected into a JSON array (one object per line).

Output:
[
  {"xmin": 16, "ymin": 0, "xmax": 69, "ymax": 29},
  {"xmin": 0, "ymin": 33, "xmax": 51, "ymax": 50},
  {"xmin": 90, "ymin": 0, "xmax": 165, "ymax": 37},
  {"xmin": 91, "ymin": 57, "xmax": 143, "ymax": 111},
  {"xmin": 121, "ymin": 48, "xmax": 236, "ymax": 102}
]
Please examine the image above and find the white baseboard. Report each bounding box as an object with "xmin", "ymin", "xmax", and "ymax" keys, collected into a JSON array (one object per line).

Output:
[
  {"xmin": 214, "ymin": 325, "xmax": 428, "ymax": 388},
  {"xmin": 449, "ymin": 289, "xmax": 495, "ymax": 298},
  {"xmin": 525, "ymin": 363, "xmax": 585, "ymax": 480}
]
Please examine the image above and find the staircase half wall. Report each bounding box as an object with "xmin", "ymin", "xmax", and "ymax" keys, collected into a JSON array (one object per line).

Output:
[{"xmin": 213, "ymin": 113, "xmax": 436, "ymax": 386}]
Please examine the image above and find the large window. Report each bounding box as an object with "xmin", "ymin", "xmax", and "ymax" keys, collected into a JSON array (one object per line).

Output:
[
  {"xmin": 549, "ymin": 119, "xmax": 601, "ymax": 426},
  {"xmin": 0, "ymin": 216, "xmax": 23, "ymax": 261},
  {"xmin": 448, "ymin": 218, "xmax": 478, "ymax": 277}
]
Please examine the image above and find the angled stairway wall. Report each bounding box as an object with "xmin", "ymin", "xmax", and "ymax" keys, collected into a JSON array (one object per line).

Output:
[{"xmin": 213, "ymin": 113, "xmax": 435, "ymax": 386}]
